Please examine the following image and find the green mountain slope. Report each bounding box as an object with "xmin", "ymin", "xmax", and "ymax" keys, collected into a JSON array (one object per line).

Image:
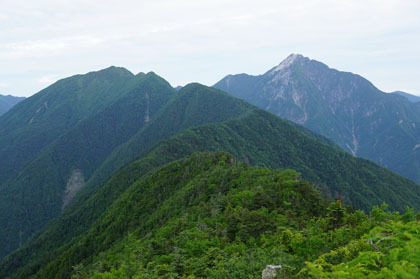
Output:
[
  {"xmin": 29, "ymin": 152, "xmax": 327, "ymax": 279},
  {"xmin": 3, "ymin": 100, "xmax": 420, "ymax": 278},
  {"xmin": 0, "ymin": 70, "xmax": 176, "ymax": 258},
  {"xmin": 0, "ymin": 79, "xmax": 254, "ymax": 260},
  {"xmin": 138, "ymin": 109, "xmax": 420, "ymax": 212},
  {"xmin": 70, "ymin": 155, "xmax": 420, "ymax": 279},
  {"xmin": 0, "ymin": 84, "xmax": 258, "ymax": 272},
  {"xmin": 0, "ymin": 66, "xmax": 136, "ymax": 186},
  {"xmin": 7, "ymin": 153, "xmax": 420, "ymax": 279},
  {"xmin": 0, "ymin": 94, "xmax": 25, "ymax": 116},
  {"xmin": 214, "ymin": 54, "xmax": 420, "ymax": 183},
  {"xmin": 82, "ymin": 83, "xmax": 255, "ymax": 193}
]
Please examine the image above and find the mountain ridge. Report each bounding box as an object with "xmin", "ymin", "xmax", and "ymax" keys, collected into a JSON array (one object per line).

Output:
[
  {"xmin": 0, "ymin": 94, "xmax": 25, "ymax": 116},
  {"xmin": 391, "ymin": 90, "xmax": 420, "ymax": 103}
]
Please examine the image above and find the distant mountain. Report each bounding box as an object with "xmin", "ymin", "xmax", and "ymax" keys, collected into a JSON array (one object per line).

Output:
[
  {"xmin": 3, "ymin": 85, "xmax": 420, "ymax": 279},
  {"xmin": 391, "ymin": 91, "xmax": 420, "ymax": 103},
  {"xmin": 0, "ymin": 94, "xmax": 25, "ymax": 116},
  {"xmin": 215, "ymin": 54, "xmax": 420, "ymax": 183}
]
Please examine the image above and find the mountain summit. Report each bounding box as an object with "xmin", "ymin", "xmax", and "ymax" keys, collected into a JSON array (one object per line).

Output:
[
  {"xmin": 215, "ymin": 54, "xmax": 420, "ymax": 183},
  {"xmin": 268, "ymin": 53, "xmax": 304, "ymax": 73}
]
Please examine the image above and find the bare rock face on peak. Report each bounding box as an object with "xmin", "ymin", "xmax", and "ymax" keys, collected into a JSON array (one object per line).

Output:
[{"xmin": 215, "ymin": 54, "xmax": 420, "ymax": 183}]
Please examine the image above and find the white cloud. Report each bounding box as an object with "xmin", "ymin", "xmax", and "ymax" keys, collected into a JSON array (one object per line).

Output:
[
  {"xmin": 0, "ymin": 36, "xmax": 105, "ymax": 60},
  {"xmin": 38, "ymin": 74, "xmax": 59, "ymax": 85},
  {"xmin": 0, "ymin": 0, "xmax": 419, "ymax": 96}
]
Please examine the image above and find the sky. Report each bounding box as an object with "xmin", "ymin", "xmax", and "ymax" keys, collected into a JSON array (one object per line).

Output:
[{"xmin": 0, "ymin": 0, "xmax": 419, "ymax": 97}]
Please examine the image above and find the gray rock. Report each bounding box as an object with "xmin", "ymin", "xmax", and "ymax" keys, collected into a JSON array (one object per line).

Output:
[{"xmin": 262, "ymin": 265, "xmax": 282, "ymax": 279}]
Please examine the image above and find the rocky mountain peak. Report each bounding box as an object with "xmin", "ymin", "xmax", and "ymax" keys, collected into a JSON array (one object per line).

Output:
[{"xmin": 270, "ymin": 53, "xmax": 305, "ymax": 73}]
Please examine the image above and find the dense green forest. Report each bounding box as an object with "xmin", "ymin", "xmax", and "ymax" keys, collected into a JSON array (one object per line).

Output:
[
  {"xmin": 82, "ymin": 83, "xmax": 256, "ymax": 195},
  {"xmin": 0, "ymin": 71, "xmax": 176, "ymax": 258},
  {"xmin": 6, "ymin": 153, "xmax": 419, "ymax": 278}
]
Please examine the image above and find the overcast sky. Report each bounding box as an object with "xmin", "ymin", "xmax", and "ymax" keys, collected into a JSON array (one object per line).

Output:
[{"xmin": 1, "ymin": 0, "xmax": 419, "ymax": 97}]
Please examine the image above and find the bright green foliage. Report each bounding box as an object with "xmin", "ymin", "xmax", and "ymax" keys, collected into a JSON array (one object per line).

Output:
[
  {"xmin": 5, "ymin": 152, "xmax": 413, "ymax": 279},
  {"xmin": 18, "ymin": 153, "xmax": 336, "ymax": 278},
  {"xmin": 301, "ymin": 220, "xmax": 420, "ymax": 278}
]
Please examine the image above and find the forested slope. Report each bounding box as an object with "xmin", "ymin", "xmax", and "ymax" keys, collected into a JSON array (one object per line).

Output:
[
  {"xmin": 3, "ymin": 107, "xmax": 420, "ymax": 278},
  {"xmin": 82, "ymin": 83, "xmax": 255, "ymax": 194},
  {"xmin": 0, "ymin": 67, "xmax": 136, "ymax": 186},
  {"xmin": 0, "ymin": 70, "xmax": 175, "ymax": 258},
  {"xmin": 6, "ymin": 153, "xmax": 419, "ymax": 279}
]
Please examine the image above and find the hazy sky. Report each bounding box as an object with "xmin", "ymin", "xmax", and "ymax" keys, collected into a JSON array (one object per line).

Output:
[{"xmin": 1, "ymin": 0, "xmax": 419, "ymax": 97}]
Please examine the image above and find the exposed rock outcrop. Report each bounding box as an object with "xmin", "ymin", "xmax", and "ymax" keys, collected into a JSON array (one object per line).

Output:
[{"xmin": 262, "ymin": 265, "xmax": 282, "ymax": 279}]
